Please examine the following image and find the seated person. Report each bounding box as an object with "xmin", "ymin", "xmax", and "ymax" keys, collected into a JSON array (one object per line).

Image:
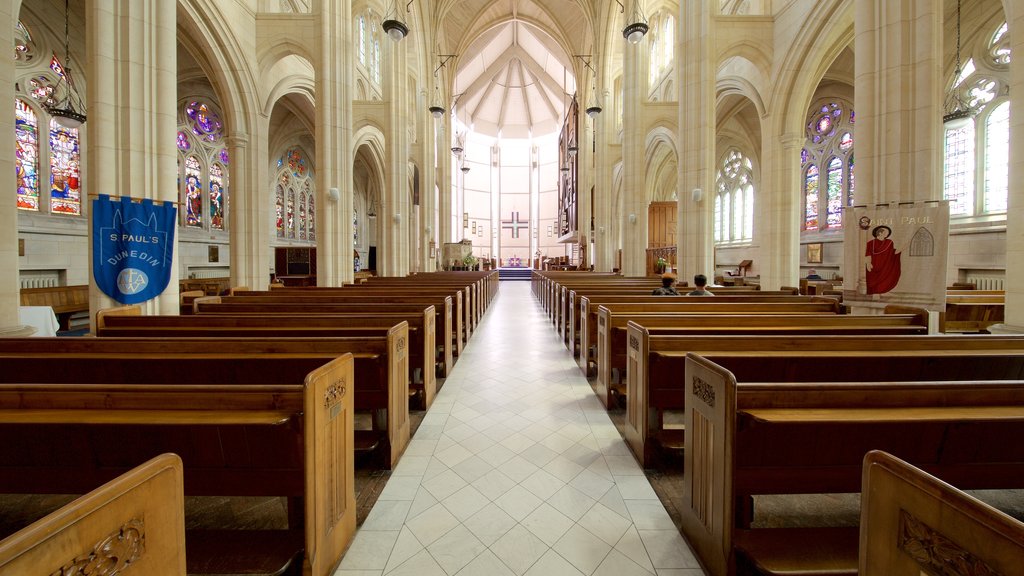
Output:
[
  {"xmin": 806, "ymin": 268, "xmax": 823, "ymax": 280},
  {"xmin": 652, "ymin": 272, "xmax": 680, "ymax": 296},
  {"xmin": 687, "ymin": 274, "xmax": 714, "ymax": 296}
]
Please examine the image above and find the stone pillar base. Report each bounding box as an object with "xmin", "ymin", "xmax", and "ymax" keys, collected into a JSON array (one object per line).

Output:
[{"xmin": 0, "ymin": 324, "xmax": 37, "ymax": 337}]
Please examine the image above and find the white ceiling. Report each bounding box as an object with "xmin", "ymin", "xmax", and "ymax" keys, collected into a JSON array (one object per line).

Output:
[{"xmin": 454, "ymin": 20, "xmax": 576, "ymax": 139}]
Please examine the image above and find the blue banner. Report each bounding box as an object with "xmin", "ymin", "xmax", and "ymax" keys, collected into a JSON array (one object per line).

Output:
[{"xmin": 92, "ymin": 195, "xmax": 177, "ymax": 304}]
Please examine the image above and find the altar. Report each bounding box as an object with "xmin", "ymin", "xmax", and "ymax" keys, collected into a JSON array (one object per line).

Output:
[{"xmin": 505, "ymin": 255, "xmax": 522, "ymax": 267}]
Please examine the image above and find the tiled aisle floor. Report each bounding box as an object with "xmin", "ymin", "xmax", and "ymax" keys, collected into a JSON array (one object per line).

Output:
[{"xmin": 336, "ymin": 281, "xmax": 705, "ymax": 576}]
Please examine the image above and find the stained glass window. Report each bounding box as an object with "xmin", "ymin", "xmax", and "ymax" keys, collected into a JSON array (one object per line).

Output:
[
  {"xmin": 184, "ymin": 155, "xmax": 203, "ymax": 227},
  {"xmin": 983, "ymin": 102, "xmax": 1009, "ymax": 213},
  {"xmin": 940, "ymin": 18, "xmax": 1010, "ymax": 218},
  {"xmin": 804, "ymin": 164, "xmax": 819, "ymax": 230},
  {"xmin": 210, "ymin": 163, "xmax": 225, "ymax": 230},
  {"xmin": 287, "ymin": 188, "xmax": 296, "ymax": 238},
  {"xmin": 307, "ymin": 184, "xmax": 316, "ymax": 241},
  {"xmin": 15, "ymin": 21, "xmax": 36, "ymax": 63},
  {"xmin": 372, "ymin": 39, "xmax": 381, "ymax": 85},
  {"xmin": 28, "ymin": 75, "xmax": 56, "ymax": 108},
  {"xmin": 991, "ymin": 23, "xmax": 1010, "ymax": 65},
  {"xmin": 49, "ymin": 120, "xmax": 80, "ymax": 215},
  {"xmin": 714, "ymin": 149, "xmax": 754, "ymax": 243},
  {"xmin": 177, "ymin": 98, "xmax": 229, "ymax": 231},
  {"xmin": 848, "ymin": 154, "xmax": 855, "ymax": 206},
  {"xmin": 943, "ymin": 124, "xmax": 975, "ymax": 216},
  {"xmin": 273, "ymin": 149, "xmax": 315, "ymax": 243},
  {"xmin": 285, "ymin": 148, "xmax": 307, "ymax": 177},
  {"xmin": 177, "ymin": 131, "xmax": 191, "ymax": 151},
  {"xmin": 15, "ymin": 99, "xmax": 39, "ymax": 211},
  {"xmin": 802, "ymin": 99, "xmax": 854, "ymax": 230},
  {"xmin": 358, "ymin": 16, "xmax": 366, "ymax": 65},
  {"xmin": 275, "ymin": 185, "xmax": 285, "ymax": 237},
  {"xmin": 825, "ymin": 157, "xmax": 843, "ymax": 228},
  {"xmin": 186, "ymin": 101, "xmax": 223, "ymax": 142},
  {"xmin": 49, "ymin": 55, "xmax": 66, "ymax": 79}
]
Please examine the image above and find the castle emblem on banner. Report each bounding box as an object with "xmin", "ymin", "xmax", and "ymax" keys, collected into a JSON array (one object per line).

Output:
[{"xmin": 92, "ymin": 195, "xmax": 177, "ymax": 304}]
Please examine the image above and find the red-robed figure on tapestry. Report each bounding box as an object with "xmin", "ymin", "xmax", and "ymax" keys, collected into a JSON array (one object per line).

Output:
[{"xmin": 865, "ymin": 225, "xmax": 901, "ymax": 294}]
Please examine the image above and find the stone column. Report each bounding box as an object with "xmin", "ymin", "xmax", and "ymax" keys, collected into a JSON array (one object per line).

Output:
[
  {"xmin": 592, "ymin": 82, "xmax": 614, "ymax": 272},
  {"xmin": 0, "ymin": 0, "xmax": 31, "ymax": 334},
  {"xmin": 1002, "ymin": 1, "xmax": 1024, "ymax": 326},
  {"xmin": 757, "ymin": 130, "xmax": 802, "ymax": 290},
  {"xmin": 382, "ymin": 40, "xmax": 410, "ymax": 277},
  {"xmin": 227, "ymin": 132, "xmax": 271, "ymax": 290},
  {"xmin": 439, "ymin": 120, "xmax": 452, "ymax": 248},
  {"xmin": 853, "ymin": 0, "xmax": 942, "ymax": 204},
  {"xmin": 577, "ymin": 109, "xmax": 593, "ymax": 269},
  {"xmin": 315, "ymin": 0, "xmax": 354, "ymax": 286},
  {"xmin": 621, "ymin": 37, "xmax": 646, "ymax": 277},
  {"xmin": 86, "ymin": 0, "xmax": 178, "ymax": 322},
  {"xmin": 420, "ymin": 114, "xmax": 438, "ymax": 273},
  {"xmin": 677, "ymin": 0, "xmax": 715, "ymax": 282}
]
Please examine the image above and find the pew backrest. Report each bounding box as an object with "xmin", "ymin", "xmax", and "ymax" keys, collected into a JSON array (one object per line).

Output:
[
  {"xmin": 0, "ymin": 453, "xmax": 185, "ymax": 576},
  {"xmin": 859, "ymin": 451, "xmax": 1024, "ymax": 575}
]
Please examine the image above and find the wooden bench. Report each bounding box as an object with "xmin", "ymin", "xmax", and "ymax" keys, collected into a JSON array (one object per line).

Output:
[
  {"xmin": 258, "ymin": 286, "xmax": 468, "ymax": 357},
  {"xmin": 0, "ymin": 453, "xmax": 185, "ymax": 576},
  {"xmin": 0, "ymin": 334, "xmax": 409, "ymax": 468},
  {"xmin": 19, "ymin": 285, "xmax": 88, "ymax": 331},
  {"xmin": 859, "ymin": 451, "xmax": 1024, "ymax": 575},
  {"xmin": 206, "ymin": 293, "xmax": 455, "ymax": 377},
  {"xmin": 942, "ymin": 294, "xmax": 1004, "ymax": 333},
  {"xmin": 179, "ymin": 289, "xmax": 204, "ymax": 315},
  {"xmin": 681, "ymin": 353, "xmax": 1024, "ymax": 576},
  {"xmin": 592, "ymin": 308, "xmax": 928, "ymax": 409},
  {"xmin": 576, "ymin": 296, "xmax": 842, "ymax": 369},
  {"xmin": 626, "ymin": 330, "xmax": 1024, "ymax": 467},
  {"xmin": 97, "ymin": 304, "xmax": 437, "ymax": 411},
  {"xmin": 0, "ymin": 354, "xmax": 357, "ymax": 576}
]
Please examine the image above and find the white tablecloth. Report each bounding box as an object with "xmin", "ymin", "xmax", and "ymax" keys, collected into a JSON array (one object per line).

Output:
[{"xmin": 18, "ymin": 306, "xmax": 60, "ymax": 337}]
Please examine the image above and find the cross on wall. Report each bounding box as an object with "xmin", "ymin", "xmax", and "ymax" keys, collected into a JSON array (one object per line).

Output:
[{"xmin": 501, "ymin": 211, "xmax": 529, "ymax": 238}]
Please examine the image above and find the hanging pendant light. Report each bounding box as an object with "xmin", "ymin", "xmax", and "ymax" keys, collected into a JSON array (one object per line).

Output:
[
  {"xmin": 618, "ymin": 0, "xmax": 648, "ymax": 44},
  {"xmin": 428, "ymin": 55, "xmax": 455, "ymax": 118},
  {"xmin": 943, "ymin": 0, "xmax": 973, "ymax": 130},
  {"xmin": 382, "ymin": 0, "xmax": 413, "ymax": 42},
  {"xmin": 46, "ymin": 0, "xmax": 87, "ymax": 128}
]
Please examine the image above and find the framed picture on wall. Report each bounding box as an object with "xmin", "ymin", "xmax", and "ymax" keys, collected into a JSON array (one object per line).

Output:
[
  {"xmin": 209, "ymin": 245, "xmax": 219, "ymax": 263},
  {"xmin": 806, "ymin": 242, "xmax": 822, "ymax": 264}
]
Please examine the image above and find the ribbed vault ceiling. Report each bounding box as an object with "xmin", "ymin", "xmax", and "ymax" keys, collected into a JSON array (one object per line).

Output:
[{"xmin": 442, "ymin": 0, "xmax": 590, "ymax": 139}]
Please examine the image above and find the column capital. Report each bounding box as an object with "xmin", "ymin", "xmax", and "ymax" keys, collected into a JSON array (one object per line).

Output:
[
  {"xmin": 225, "ymin": 134, "xmax": 250, "ymax": 149},
  {"xmin": 778, "ymin": 133, "xmax": 803, "ymax": 150}
]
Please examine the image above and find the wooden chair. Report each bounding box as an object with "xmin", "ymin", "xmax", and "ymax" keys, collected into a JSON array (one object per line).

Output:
[
  {"xmin": 860, "ymin": 451, "xmax": 1024, "ymax": 575},
  {"xmin": 0, "ymin": 453, "xmax": 185, "ymax": 576}
]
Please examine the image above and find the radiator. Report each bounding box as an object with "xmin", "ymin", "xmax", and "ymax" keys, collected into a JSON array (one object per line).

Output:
[
  {"xmin": 190, "ymin": 268, "xmax": 230, "ymax": 279},
  {"xmin": 965, "ymin": 275, "xmax": 1005, "ymax": 290},
  {"xmin": 20, "ymin": 276, "xmax": 58, "ymax": 289}
]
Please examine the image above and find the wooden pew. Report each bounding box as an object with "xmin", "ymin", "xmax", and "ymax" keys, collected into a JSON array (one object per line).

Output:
[
  {"xmin": 179, "ymin": 289, "xmax": 204, "ymax": 315},
  {"xmin": 0, "ymin": 453, "xmax": 185, "ymax": 576},
  {"xmin": 942, "ymin": 294, "xmax": 1005, "ymax": 333},
  {"xmin": 0, "ymin": 354, "xmax": 357, "ymax": 576},
  {"xmin": 681, "ymin": 353, "xmax": 1024, "ymax": 576},
  {"xmin": 205, "ymin": 293, "xmax": 455, "ymax": 377},
  {"xmin": 575, "ymin": 296, "xmax": 842, "ymax": 369},
  {"xmin": 258, "ymin": 286, "xmax": 468, "ymax": 357},
  {"xmin": 859, "ymin": 451, "xmax": 1024, "ymax": 575},
  {"xmin": 96, "ymin": 305, "xmax": 437, "ymax": 411},
  {"xmin": 0, "ymin": 334, "xmax": 409, "ymax": 468},
  {"xmin": 19, "ymin": 285, "xmax": 88, "ymax": 331},
  {"xmin": 626, "ymin": 330, "xmax": 1024, "ymax": 468},
  {"xmin": 593, "ymin": 308, "xmax": 928, "ymax": 409}
]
